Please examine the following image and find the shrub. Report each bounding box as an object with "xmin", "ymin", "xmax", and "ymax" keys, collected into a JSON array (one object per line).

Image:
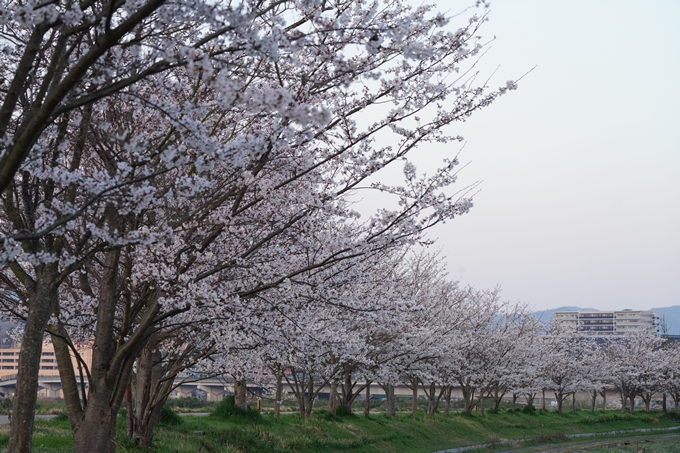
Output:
[
  {"xmin": 210, "ymin": 395, "xmax": 261, "ymax": 422},
  {"xmin": 159, "ymin": 405, "xmax": 183, "ymax": 426},
  {"xmin": 521, "ymin": 405, "xmax": 536, "ymax": 414},
  {"xmin": 335, "ymin": 406, "xmax": 355, "ymax": 417}
]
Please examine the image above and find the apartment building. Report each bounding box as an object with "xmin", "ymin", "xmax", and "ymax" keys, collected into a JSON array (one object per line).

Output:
[
  {"xmin": 553, "ymin": 309, "xmax": 658, "ymax": 336},
  {"xmin": 0, "ymin": 343, "xmax": 93, "ymax": 379}
]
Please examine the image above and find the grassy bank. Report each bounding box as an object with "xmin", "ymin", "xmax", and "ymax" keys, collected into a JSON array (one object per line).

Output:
[{"xmin": 0, "ymin": 408, "xmax": 678, "ymax": 453}]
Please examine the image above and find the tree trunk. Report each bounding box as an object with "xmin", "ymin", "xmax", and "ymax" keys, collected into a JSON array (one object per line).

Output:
[
  {"xmin": 339, "ymin": 368, "xmax": 354, "ymax": 411},
  {"xmin": 304, "ymin": 375, "xmax": 314, "ymax": 419},
  {"xmin": 131, "ymin": 341, "xmax": 165, "ymax": 447},
  {"xmin": 590, "ymin": 390, "xmax": 597, "ymax": 412},
  {"xmin": 328, "ymin": 380, "xmax": 338, "ymax": 415},
  {"xmin": 600, "ymin": 390, "xmax": 607, "ymax": 412},
  {"xmin": 620, "ymin": 393, "xmax": 627, "ymax": 413},
  {"xmin": 663, "ymin": 393, "xmax": 667, "ymax": 413},
  {"xmin": 49, "ymin": 320, "xmax": 85, "ymax": 431},
  {"xmin": 8, "ymin": 264, "xmax": 59, "ymax": 453},
  {"xmin": 571, "ymin": 393, "xmax": 576, "ymax": 412},
  {"xmin": 427, "ymin": 382, "xmax": 437, "ymax": 415},
  {"xmin": 555, "ymin": 391, "xmax": 563, "ymax": 414},
  {"xmin": 629, "ymin": 395, "xmax": 635, "ymax": 413},
  {"xmin": 274, "ymin": 373, "xmax": 283, "ymax": 419},
  {"xmin": 235, "ymin": 380, "xmax": 247, "ymax": 410},
  {"xmin": 411, "ymin": 382, "xmax": 419, "ymax": 418},
  {"xmin": 444, "ymin": 386, "xmax": 452, "ymax": 416},
  {"xmin": 542, "ymin": 389, "xmax": 546, "ymax": 411},
  {"xmin": 525, "ymin": 393, "xmax": 535, "ymax": 408},
  {"xmin": 72, "ymin": 404, "xmax": 121, "ymax": 453},
  {"xmin": 461, "ymin": 383, "xmax": 476, "ymax": 414},
  {"xmin": 492, "ymin": 384, "xmax": 505, "ymax": 411},
  {"xmin": 512, "ymin": 393, "xmax": 518, "ymax": 410},
  {"xmin": 384, "ymin": 384, "xmax": 396, "ymax": 417},
  {"xmin": 70, "ymin": 250, "xmax": 140, "ymax": 453},
  {"xmin": 364, "ymin": 385, "xmax": 370, "ymax": 416},
  {"xmin": 297, "ymin": 383, "xmax": 306, "ymax": 418}
]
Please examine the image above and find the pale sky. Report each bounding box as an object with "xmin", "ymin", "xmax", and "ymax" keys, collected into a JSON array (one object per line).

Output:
[{"xmin": 419, "ymin": 0, "xmax": 680, "ymax": 311}]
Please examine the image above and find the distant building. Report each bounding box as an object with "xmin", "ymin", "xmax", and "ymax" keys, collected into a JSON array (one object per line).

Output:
[
  {"xmin": 0, "ymin": 342, "xmax": 93, "ymax": 379},
  {"xmin": 553, "ymin": 309, "xmax": 658, "ymax": 336}
]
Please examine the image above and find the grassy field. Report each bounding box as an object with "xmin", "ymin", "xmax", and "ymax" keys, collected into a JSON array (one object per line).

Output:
[{"xmin": 0, "ymin": 407, "xmax": 678, "ymax": 453}]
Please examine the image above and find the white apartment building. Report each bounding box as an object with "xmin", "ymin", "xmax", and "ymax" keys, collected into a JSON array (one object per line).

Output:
[{"xmin": 553, "ymin": 309, "xmax": 658, "ymax": 336}]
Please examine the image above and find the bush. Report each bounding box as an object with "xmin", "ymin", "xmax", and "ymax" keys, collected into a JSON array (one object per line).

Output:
[
  {"xmin": 0, "ymin": 398, "xmax": 11, "ymax": 414},
  {"xmin": 210, "ymin": 395, "xmax": 261, "ymax": 422},
  {"xmin": 159, "ymin": 405, "xmax": 183, "ymax": 426},
  {"xmin": 316, "ymin": 409, "xmax": 342, "ymax": 422},
  {"xmin": 579, "ymin": 413, "xmax": 635, "ymax": 424},
  {"xmin": 335, "ymin": 406, "xmax": 355, "ymax": 417},
  {"xmin": 521, "ymin": 405, "xmax": 536, "ymax": 414}
]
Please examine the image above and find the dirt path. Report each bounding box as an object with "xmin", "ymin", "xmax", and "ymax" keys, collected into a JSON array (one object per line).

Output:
[{"xmin": 433, "ymin": 426, "xmax": 680, "ymax": 453}]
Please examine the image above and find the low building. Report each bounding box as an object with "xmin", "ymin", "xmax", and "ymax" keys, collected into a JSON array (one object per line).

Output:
[{"xmin": 554, "ymin": 309, "xmax": 658, "ymax": 336}]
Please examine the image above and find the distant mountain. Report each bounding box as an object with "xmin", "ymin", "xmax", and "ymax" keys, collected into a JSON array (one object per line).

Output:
[
  {"xmin": 650, "ymin": 305, "xmax": 680, "ymax": 335},
  {"xmin": 531, "ymin": 306, "xmax": 597, "ymax": 324},
  {"xmin": 531, "ymin": 305, "xmax": 680, "ymax": 335}
]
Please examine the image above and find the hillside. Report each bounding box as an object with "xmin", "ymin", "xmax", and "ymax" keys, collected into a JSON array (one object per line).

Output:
[{"xmin": 651, "ymin": 305, "xmax": 680, "ymax": 335}]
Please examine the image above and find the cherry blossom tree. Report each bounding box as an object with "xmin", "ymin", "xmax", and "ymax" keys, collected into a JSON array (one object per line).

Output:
[{"xmin": 0, "ymin": 1, "xmax": 519, "ymax": 451}]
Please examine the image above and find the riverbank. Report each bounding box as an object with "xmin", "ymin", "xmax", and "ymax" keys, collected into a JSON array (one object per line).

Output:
[{"xmin": 1, "ymin": 408, "xmax": 678, "ymax": 452}]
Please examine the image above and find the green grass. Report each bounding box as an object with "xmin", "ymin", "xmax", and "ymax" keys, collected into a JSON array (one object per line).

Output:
[{"xmin": 0, "ymin": 409, "xmax": 678, "ymax": 452}]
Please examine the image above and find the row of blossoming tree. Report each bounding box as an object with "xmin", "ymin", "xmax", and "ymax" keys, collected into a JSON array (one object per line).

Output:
[
  {"xmin": 0, "ymin": 0, "xmax": 521, "ymax": 451},
  {"xmin": 216, "ymin": 259, "xmax": 680, "ymax": 423},
  {"xmin": 218, "ymin": 277, "xmax": 680, "ymax": 424}
]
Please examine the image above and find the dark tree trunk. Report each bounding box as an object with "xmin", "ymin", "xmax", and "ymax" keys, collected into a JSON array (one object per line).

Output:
[
  {"xmin": 542, "ymin": 389, "xmax": 546, "ymax": 411},
  {"xmin": 339, "ymin": 368, "xmax": 355, "ymax": 412},
  {"xmin": 555, "ymin": 391, "xmax": 564, "ymax": 414},
  {"xmin": 590, "ymin": 390, "xmax": 597, "ymax": 412},
  {"xmin": 663, "ymin": 393, "xmax": 667, "ymax": 413},
  {"xmin": 8, "ymin": 264, "xmax": 59, "ymax": 453},
  {"xmin": 49, "ymin": 320, "xmax": 85, "ymax": 431},
  {"xmin": 411, "ymin": 381, "xmax": 419, "ymax": 418},
  {"xmin": 131, "ymin": 340, "xmax": 165, "ymax": 447},
  {"xmin": 525, "ymin": 393, "xmax": 535, "ymax": 408},
  {"xmin": 383, "ymin": 384, "xmax": 396, "ymax": 417},
  {"xmin": 571, "ymin": 392, "xmax": 576, "ymax": 412},
  {"xmin": 304, "ymin": 375, "xmax": 314, "ymax": 418},
  {"xmin": 620, "ymin": 393, "xmax": 627, "ymax": 413},
  {"xmin": 65, "ymin": 249, "xmax": 157, "ymax": 453},
  {"xmin": 364, "ymin": 385, "xmax": 370, "ymax": 416},
  {"xmin": 444, "ymin": 386, "xmax": 452, "ymax": 416},
  {"xmin": 235, "ymin": 380, "xmax": 247, "ymax": 410},
  {"xmin": 328, "ymin": 380, "xmax": 338, "ymax": 415},
  {"xmin": 274, "ymin": 373, "xmax": 283, "ymax": 419},
  {"xmin": 427, "ymin": 382, "xmax": 437, "ymax": 415}
]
